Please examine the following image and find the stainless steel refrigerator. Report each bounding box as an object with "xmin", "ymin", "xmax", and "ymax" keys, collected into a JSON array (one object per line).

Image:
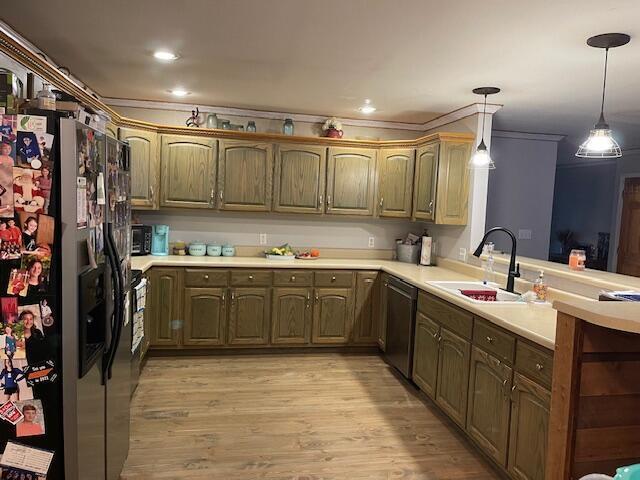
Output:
[{"xmin": 60, "ymin": 118, "xmax": 132, "ymax": 480}]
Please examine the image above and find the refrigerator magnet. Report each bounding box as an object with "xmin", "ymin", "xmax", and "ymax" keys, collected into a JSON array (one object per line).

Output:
[
  {"xmin": 76, "ymin": 177, "xmax": 87, "ymax": 229},
  {"xmin": 24, "ymin": 360, "xmax": 57, "ymax": 387},
  {"xmin": 14, "ymin": 399, "xmax": 45, "ymax": 437},
  {"xmin": 17, "ymin": 115, "xmax": 47, "ymax": 133},
  {"xmin": 0, "ymin": 441, "xmax": 54, "ymax": 476}
]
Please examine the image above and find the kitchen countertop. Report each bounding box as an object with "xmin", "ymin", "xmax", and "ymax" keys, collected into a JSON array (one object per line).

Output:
[
  {"xmin": 131, "ymin": 255, "xmax": 558, "ymax": 350},
  {"xmin": 553, "ymin": 298, "xmax": 640, "ymax": 335}
]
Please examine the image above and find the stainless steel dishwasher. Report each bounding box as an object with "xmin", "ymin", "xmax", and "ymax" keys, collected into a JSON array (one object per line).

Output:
[{"xmin": 384, "ymin": 276, "xmax": 418, "ymax": 378}]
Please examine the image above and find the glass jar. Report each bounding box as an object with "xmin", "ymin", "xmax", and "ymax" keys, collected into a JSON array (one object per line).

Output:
[
  {"xmin": 569, "ymin": 249, "xmax": 586, "ymax": 271},
  {"xmin": 221, "ymin": 120, "xmax": 231, "ymax": 130},
  {"xmin": 205, "ymin": 113, "xmax": 218, "ymax": 129},
  {"xmin": 283, "ymin": 118, "xmax": 294, "ymax": 136},
  {"xmin": 36, "ymin": 83, "xmax": 56, "ymax": 111},
  {"xmin": 246, "ymin": 121, "xmax": 256, "ymax": 132}
]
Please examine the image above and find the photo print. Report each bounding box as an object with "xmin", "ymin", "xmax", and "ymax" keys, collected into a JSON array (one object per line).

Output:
[
  {"xmin": 0, "ymin": 358, "xmax": 34, "ymax": 402},
  {"xmin": 1, "ymin": 298, "xmax": 17, "ymax": 325},
  {"xmin": 39, "ymin": 300, "xmax": 52, "ymax": 328},
  {"xmin": 18, "ymin": 212, "xmax": 54, "ymax": 256},
  {"xmin": 1, "ymin": 467, "xmax": 46, "ymax": 480},
  {"xmin": 14, "ymin": 399, "xmax": 45, "ymax": 437},
  {"xmin": 0, "ymin": 218, "xmax": 22, "ymax": 260},
  {"xmin": 0, "ymin": 115, "xmax": 16, "ymax": 143},
  {"xmin": 20, "ymin": 253, "xmax": 51, "ymax": 295},
  {"xmin": 0, "ymin": 305, "xmax": 44, "ymax": 360},
  {"xmin": 13, "ymin": 168, "xmax": 45, "ymax": 215},
  {"xmin": 15, "ymin": 132, "xmax": 40, "ymax": 169}
]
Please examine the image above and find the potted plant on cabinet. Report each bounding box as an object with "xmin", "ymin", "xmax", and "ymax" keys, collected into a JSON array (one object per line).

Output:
[{"xmin": 322, "ymin": 117, "xmax": 343, "ymax": 138}]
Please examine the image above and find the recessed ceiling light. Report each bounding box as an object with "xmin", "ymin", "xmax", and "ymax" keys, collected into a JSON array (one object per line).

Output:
[
  {"xmin": 154, "ymin": 50, "xmax": 179, "ymax": 61},
  {"xmin": 358, "ymin": 99, "xmax": 376, "ymax": 114},
  {"xmin": 169, "ymin": 88, "xmax": 189, "ymax": 97}
]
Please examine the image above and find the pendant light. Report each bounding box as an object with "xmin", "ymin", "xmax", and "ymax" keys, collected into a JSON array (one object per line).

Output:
[
  {"xmin": 576, "ymin": 33, "xmax": 630, "ymax": 158},
  {"xmin": 469, "ymin": 87, "xmax": 500, "ymax": 170}
]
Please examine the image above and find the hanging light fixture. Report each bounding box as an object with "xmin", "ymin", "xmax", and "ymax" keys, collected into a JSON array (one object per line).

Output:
[
  {"xmin": 576, "ymin": 33, "xmax": 630, "ymax": 158},
  {"xmin": 469, "ymin": 87, "xmax": 500, "ymax": 170}
]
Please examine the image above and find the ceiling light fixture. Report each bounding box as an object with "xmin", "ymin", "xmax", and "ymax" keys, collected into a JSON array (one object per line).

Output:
[
  {"xmin": 359, "ymin": 99, "xmax": 376, "ymax": 114},
  {"xmin": 469, "ymin": 87, "xmax": 500, "ymax": 170},
  {"xmin": 154, "ymin": 50, "xmax": 179, "ymax": 61},
  {"xmin": 169, "ymin": 88, "xmax": 189, "ymax": 97},
  {"xmin": 576, "ymin": 33, "xmax": 630, "ymax": 158}
]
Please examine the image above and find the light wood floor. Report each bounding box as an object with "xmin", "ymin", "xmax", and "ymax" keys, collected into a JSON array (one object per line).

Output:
[{"xmin": 121, "ymin": 354, "xmax": 501, "ymax": 480}]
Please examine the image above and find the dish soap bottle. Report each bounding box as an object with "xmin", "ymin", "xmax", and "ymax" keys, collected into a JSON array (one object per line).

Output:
[
  {"xmin": 482, "ymin": 242, "xmax": 495, "ymax": 285},
  {"xmin": 533, "ymin": 270, "xmax": 548, "ymax": 302}
]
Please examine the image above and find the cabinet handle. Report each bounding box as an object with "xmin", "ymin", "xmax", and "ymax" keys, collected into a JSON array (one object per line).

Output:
[
  {"xmin": 364, "ymin": 278, "xmax": 374, "ymax": 283},
  {"xmin": 315, "ymin": 292, "xmax": 319, "ymax": 303},
  {"xmin": 210, "ymin": 188, "xmax": 215, "ymax": 204},
  {"xmin": 326, "ymin": 195, "xmax": 331, "ymax": 206},
  {"xmin": 426, "ymin": 200, "xmax": 434, "ymax": 214},
  {"xmin": 222, "ymin": 290, "xmax": 226, "ymax": 303},
  {"xmin": 318, "ymin": 194, "xmax": 323, "ymax": 209},
  {"xmin": 437, "ymin": 335, "xmax": 442, "ymax": 342},
  {"xmin": 291, "ymin": 275, "xmax": 296, "ymax": 282},
  {"xmin": 150, "ymin": 185, "xmax": 155, "ymax": 201},
  {"xmin": 231, "ymin": 290, "xmax": 236, "ymax": 304},
  {"xmin": 535, "ymin": 363, "xmax": 544, "ymax": 371},
  {"xmin": 383, "ymin": 281, "xmax": 388, "ymax": 287},
  {"xmin": 432, "ymin": 332, "xmax": 439, "ymax": 339},
  {"xmin": 486, "ymin": 336, "xmax": 494, "ymax": 343},
  {"xmin": 511, "ymin": 385, "xmax": 517, "ymax": 392},
  {"xmin": 306, "ymin": 291, "xmax": 311, "ymax": 308},
  {"xmin": 502, "ymin": 379, "xmax": 508, "ymax": 386},
  {"xmin": 219, "ymin": 190, "xmax": 224, "ymax": 201},
  {"xmin": 379, "ymin": 197, "xmax": 384, "ymax": 208},
  {"xmin": 204, "ymin": 274, "xmax": 209, "ymax": 280}
]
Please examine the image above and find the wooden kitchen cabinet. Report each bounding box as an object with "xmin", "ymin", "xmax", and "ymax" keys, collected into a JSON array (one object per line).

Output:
[
  {"xmin": 227, "ymin": 287, "xmax": 271, "ymax": 345},
  {"xmin": 312, "ymin": 288, "xmax": 354, "ymax": 344},
  {"xmin": 412, "ymin": 311, "xmax": 440, "ymax": 399},
  {"xmin": 508, "ymin": 373, "xmax": 550, "ymax": 480},
  {"xmin": 377, "ymin": 148, "xmax": 415, "ymax": 218},
  {"xmin": 435, "ymin": 327, "xmax": 471, "ymax": 427},
  {"xmin": 218, "ymin": 140, "xmax": 274, "ymax": 211},
  {"xmin": 183, "ymin": 287, "xmax": 227, "ymax": 346},
  {"xmin": 148, "ymin": 268, "xmax": 182, "ymax": 347},
  {"xmin": 273, "ymin": 144, "xmax": 326, "ymax": 214},
  {"xmin": 353, "ymin": 271, "xmax": 379, "ymax": 344},
  {"xmin": 119, "ymin": 127, "xmax": 159, "ymax": 209},
  {"xmin": 412, "ymin": 143, "xmax": 439, "ymax": 221},
  {"xmin": 271, "ymin": 287, "xmax": 312, "ymax": 344},
  {"xmin": 467, "ymin": 346, "xmax": 513, "ymax": 466},
  {"xmin": 160, "ymin": 134, "xmax": 217, "ymax": 208},
  {"xmin": 434, "ymin": 141, "xmax": 471, "ymax": 225},
  {"xmin": 377, "ymin": 273, "xmax": 390, "ymax": 351},
  {"xmin": 326, "ymin": 147, "xmax": 377, "ymax": 216}
]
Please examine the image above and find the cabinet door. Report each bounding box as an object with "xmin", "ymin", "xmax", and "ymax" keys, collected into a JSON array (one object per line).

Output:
[
  {"xmin": 412, "ymin": 143, "xmax": 439, "ymax": 221},
  {"xmin": 412, "ymin": 312, "xmax": 440, "ymax": 398},
  {"xmin": 353, "ymin": 272, "xmax": 379, "ymax": 344},
  {"xmin": 467, "ymin": 346, "xmax": 513, "ymax": 466},
  {"xmin": 436, "ymin": 327, "xmax": 471, "ymax": 427},
  {"xmin": 119, "ymin": 127, "xmax": 159, "ymax": 209},
  {"xmin": 326, "ymin": 147, "xmax": 377, "ymax": 215},
  {"xmin": 312, "ymin": 288, "xmax": 354, "ymax": 344},
  {"xmin": 148, "ymin": 268, "xmax": 182, "ymax": 346},
  {"xmin": 435, "ymin": 141, "xmax": 471, "ymax": 225},
  {"xmin": 273, "ymin": 144, "xmax": 326, "ymax": 214},
  {"xmin": 160, "ymin": 135, "xmax": 217, "ymax": 208},
  {"xmin": 183, "ymin": 287, "xmax": 226, "ymax": 346},
  {"xmin": 377, "ymin": 273, "xmax": 389, "ymax": 351},
  {"xmin": 508, "ymin": 373, "xmax": 550, "ymax": 480},
  {"xmin": 218, "ymin": 140, "xmax": 273, "ymax": 211},
  {"xmin": 228, "ymin": 287, "xmax": 271, "ymax": 345},
  {"xmin": 271, "ymin": 287, "xmax": 311, "ymax": 344},
  {"xmin": 377, "ymin": 148, "xmax": 415, "ymax": 218}
]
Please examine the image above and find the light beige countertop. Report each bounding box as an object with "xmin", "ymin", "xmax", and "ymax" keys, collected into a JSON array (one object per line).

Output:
[
  {"xmin": 553, "ymin": 298, "xmax": 640, "ymax": 334},
  {"xmin": 132, "ymin": 255, "xmax": 558, "ymax": 350}
]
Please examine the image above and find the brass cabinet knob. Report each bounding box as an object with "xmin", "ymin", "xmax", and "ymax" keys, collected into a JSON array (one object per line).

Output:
[
  {"xmin": 535, "ymin": 363, "xmax": 544, "ymax": 371},
  {"xmin": 291, "ymin": 275, "xmax": 296, "ymax": 282},
  {"xmin": 204, "ymin": 274, "xmax": 209, "ymax": 280},
  {"xmin": 248, "ymin": 275, "xmax": 254, "ymax": 280},
  {"xmin": 331, "ymin": 276, "xmax": 336, "ymax": 282},
  {"xmin": 486, "ymin": 336, "xmax": 493, "ymax": 343}
]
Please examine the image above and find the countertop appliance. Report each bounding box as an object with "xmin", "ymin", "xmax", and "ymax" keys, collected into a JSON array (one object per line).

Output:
[
  {"xmin": 151, "ymin": 224, "xmax": 169, "ymax": 256},
  {"xmin": 130, "ymin": 269, "xmax": 146, "ymax": 396},
  {"xmin": 384, "ymin": 276, "xmax": 418, "ymax": 379},
  {"xmin": 131, "ymin": 224, "xmax": 152, "ymax": 256}
]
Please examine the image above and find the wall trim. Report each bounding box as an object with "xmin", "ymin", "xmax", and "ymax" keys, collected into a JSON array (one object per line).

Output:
[{"xmin": 492, "ymin": 130, "xmax": 565, "ymax": 142}]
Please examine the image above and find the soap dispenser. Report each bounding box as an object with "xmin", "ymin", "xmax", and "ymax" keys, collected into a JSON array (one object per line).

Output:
[
  {"xmin": 482, "ymin": 242, "xmax": 495, "ymax": 285},
  {"xmin": 533, "ymin": 270, "xmax": 548, "ymax": 302}
]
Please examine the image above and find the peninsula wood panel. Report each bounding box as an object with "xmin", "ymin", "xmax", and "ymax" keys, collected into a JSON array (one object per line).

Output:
[
  {"xmin": 148, "ymin": 268, "xmax": 182, "ymax": 347},
  {"xmin": 377, "ymin": 148, "xmax": 415, "ymax": 218},
  {"xmin": 271, "ymin": 287, "xmax": 312, "ymax": 344},
  {"xmin": 435, "ymin": 327, "xmax": 471, "ymax": 428},
  {"xmin": 218, "ymin": 140, "xmax": 273, "ymax": 211},
  {"xmin": 377, "ymin": 273, "xmax": 390, "ymax": 351},
  {"xmin": 312, "ymin": 288, "xmax": 354, "ymax": 344},
  {"xmin": 183, "ymin": 287, "xmax": 226, "ymax": 346},
  {"xmin": 412, "ymin": 311, "xmax": 440, "ymax": 398},
  {"xmin": 160, "ymin": 134, "xmax": 217, "ymax": 208},
  {"xmin": 435, "ymin": 141, "xmax": 471, "ymax": 225},
  {"xmin": 119, "ymin": 127, "xmax": 159, "ymax": 209},
  {"xmin": 273, "ymin": 144, "xmax": 326, "ymax": 213},
  {"xmin": 412, "ymin": 143, "xmax": 439, "ymax": 221},
  {"xmin": 353, "ymin": 271, "xmax": 379, "ymax": 344},
  {"xmin": 227, "ymin": 287, "xmax": 271, "ymax": 345},
  {"xmin": 326, "ymin": 147, "xmax": 377, "ymax": 216}
]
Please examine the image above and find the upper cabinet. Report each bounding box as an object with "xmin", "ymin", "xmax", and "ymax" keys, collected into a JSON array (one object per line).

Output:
[
  {"xmin": 160, "ymin": 134, "xmax": 217, "ymax": 209},
  {"xmin": 273, "ymin": 144, "xmax": 326, "ymax": 214},
  {"xmin": 218, "ymin": 140, "xmax": 274, "ymax": 212},
  {"xmin": 119, "ymin": 127, "xmax": 160, "ymax": 210},
  {"xmin": 377, "ymin": 148, "xmax": 415, "ymax": 218},
  {"xmin": 434, "ymin": 141, "xmax": 471, "ymax": 225},
  {"xmin": 412, "ymin": 143, "xmax": 439, "ymax": 222},
  {"xmin": 326, "ymin": 147, "xmax": 377, "ymax": 216}
]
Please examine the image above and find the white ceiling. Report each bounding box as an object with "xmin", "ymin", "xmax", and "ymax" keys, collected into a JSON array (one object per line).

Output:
[{"xmin": 3, "ymin": 0, "xmax": 640, "ymax": 150}]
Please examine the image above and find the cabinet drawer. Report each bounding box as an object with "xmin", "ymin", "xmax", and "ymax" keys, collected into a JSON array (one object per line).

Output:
[
  {"xmin": 420, "ymin": 293, "xmax": 473, "ymax": 339},
  {"xmin": 515, "ymin": 341, "xmax": 553, "ymax": 388},
  {"xmin": 473, "ymin": 318, "xmax": 516, "ymax": 363},
  {"xmin": 273, "ymin": 270, "xmax": 313, "ymax": 286},
  {"xmin": 230, "ymin": 270, "xmax": 273, "ymax": 286},
  {"xmin": 314, "ymin": 271, "xmax": 353, "ymax": 287},
  {"xmin": 184, "ymin": 269, "xmax": 228, "ymax": 287}
]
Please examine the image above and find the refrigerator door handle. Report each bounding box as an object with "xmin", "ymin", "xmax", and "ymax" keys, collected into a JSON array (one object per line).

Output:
[{"xmin": 103, "ymin": 223, "xmax": 124, "ymax": 381}]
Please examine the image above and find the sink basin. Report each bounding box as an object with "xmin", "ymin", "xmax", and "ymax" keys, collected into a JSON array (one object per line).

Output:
[{"xmin": 427, "ymin": 281, "xmax": 526, "ymax": 305}]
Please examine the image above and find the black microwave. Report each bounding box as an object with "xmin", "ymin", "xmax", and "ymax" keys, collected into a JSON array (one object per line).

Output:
[{"xmin": 131, "ymin": 224, "xmax": 152, "ymax": 256}]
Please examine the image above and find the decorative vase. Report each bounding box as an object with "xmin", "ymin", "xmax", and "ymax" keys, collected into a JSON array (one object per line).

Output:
[{"xmin": 325, "ymin": 128, "xmax": 343, "ymax": 138}]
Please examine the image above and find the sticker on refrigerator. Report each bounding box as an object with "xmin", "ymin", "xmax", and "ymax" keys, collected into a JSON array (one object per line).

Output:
[
  {"xmin": 14, "ymin": 399, "xmax": 45, "ymax": 437},
  {"xmin": 16, "ymin": 115, "xmax": 47, "ymax": 133},
  {"xmin": 76, "ymin": 176, "xmax": 87, "ymax": 229},
  {"xmin": 0, "ymin": 441, "xmax": 54, "ymax": 476},
  {"xmin": 24, "ymin": 360, "xmax": 57, "ymax": 387},
  {"xmin": 0, "ymin": 401, "xmax": 23, "ymax": 425}
]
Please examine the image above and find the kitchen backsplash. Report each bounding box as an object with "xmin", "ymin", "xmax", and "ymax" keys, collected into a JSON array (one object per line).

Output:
[{"xmin": 135, "ymin": 210, "xmax": 419, "ymax": 250}]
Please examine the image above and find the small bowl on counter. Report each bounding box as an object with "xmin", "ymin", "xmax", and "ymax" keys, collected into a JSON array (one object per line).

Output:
[
  {"xmin": 188, "ymin": 242, "xmax": 207, "ymax": 256},
  {"xmin": 207, "ymin": 244, "xmax": 222, "ymax": 256},
  {"xmin": 222, "ymin": 245, "xmax": 236, "ymax": 257}
]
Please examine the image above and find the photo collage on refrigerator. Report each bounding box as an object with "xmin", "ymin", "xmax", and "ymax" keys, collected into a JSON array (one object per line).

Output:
[{"xmin": 0, "ymin": 115, "xmax": 57, "ymax": 479}]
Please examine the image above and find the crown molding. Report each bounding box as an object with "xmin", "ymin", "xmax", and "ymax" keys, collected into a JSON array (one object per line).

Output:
[{"xmin": 492, "ymin": 130, "xmax": 565, "ymax": 142}]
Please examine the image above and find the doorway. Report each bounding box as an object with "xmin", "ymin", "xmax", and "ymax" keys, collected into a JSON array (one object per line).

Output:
[{"xmin": 616, "ymin": 177, "xmax": 640, "ymax": 276}]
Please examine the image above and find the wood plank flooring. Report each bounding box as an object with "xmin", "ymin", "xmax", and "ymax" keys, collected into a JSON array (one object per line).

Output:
[{"xmin": 121, "ymin": 354, "xmax": 501, "ymax": 480}]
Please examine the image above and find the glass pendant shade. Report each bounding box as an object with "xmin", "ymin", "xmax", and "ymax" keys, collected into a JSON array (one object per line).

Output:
[{"xmin": 469, "ymin": 139, "xmax": 495, "ymax": 169}]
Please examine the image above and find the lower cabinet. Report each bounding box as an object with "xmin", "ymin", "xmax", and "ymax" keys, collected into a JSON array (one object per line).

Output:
[
  {"xmin": 312, "ymin": 288, "xmax": 354, "ymax": 344},
  {"xmin": 353, "ymin": 272, "xmax": 379, "ymax": 344},
  {"xmin": 183, "ymin": 287, "xmax": 226, "ymax": 346},
  {"xmin": 412, "ymin": 311, "xmax": 440, "ymax": 398},
  {"xmin": 467, "ymin": 346, "xmax": 513, "ymax": 466},
  {"xmin": 435, "ymin": 327, "xmax": 471, "ymax": 427},
  {"xmin": 228, "ymin": 287, "xmax": 271, "ymax": 345},
  {"xmin": 148, "ymin": 268, "xmax": 182, "ymax": 346},
  {"xmin": 271, "ymin": 287, "xmax": 312, "ymax": 344},
  {"xmin": 508, "ymin": 373, "xmax": 550, "ymax": 480}
]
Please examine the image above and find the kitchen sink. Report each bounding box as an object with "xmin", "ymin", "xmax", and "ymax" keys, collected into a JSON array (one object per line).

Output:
[{"xmin": 427, "ymin": 281, "xmax": 527, "ymax": 305}]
